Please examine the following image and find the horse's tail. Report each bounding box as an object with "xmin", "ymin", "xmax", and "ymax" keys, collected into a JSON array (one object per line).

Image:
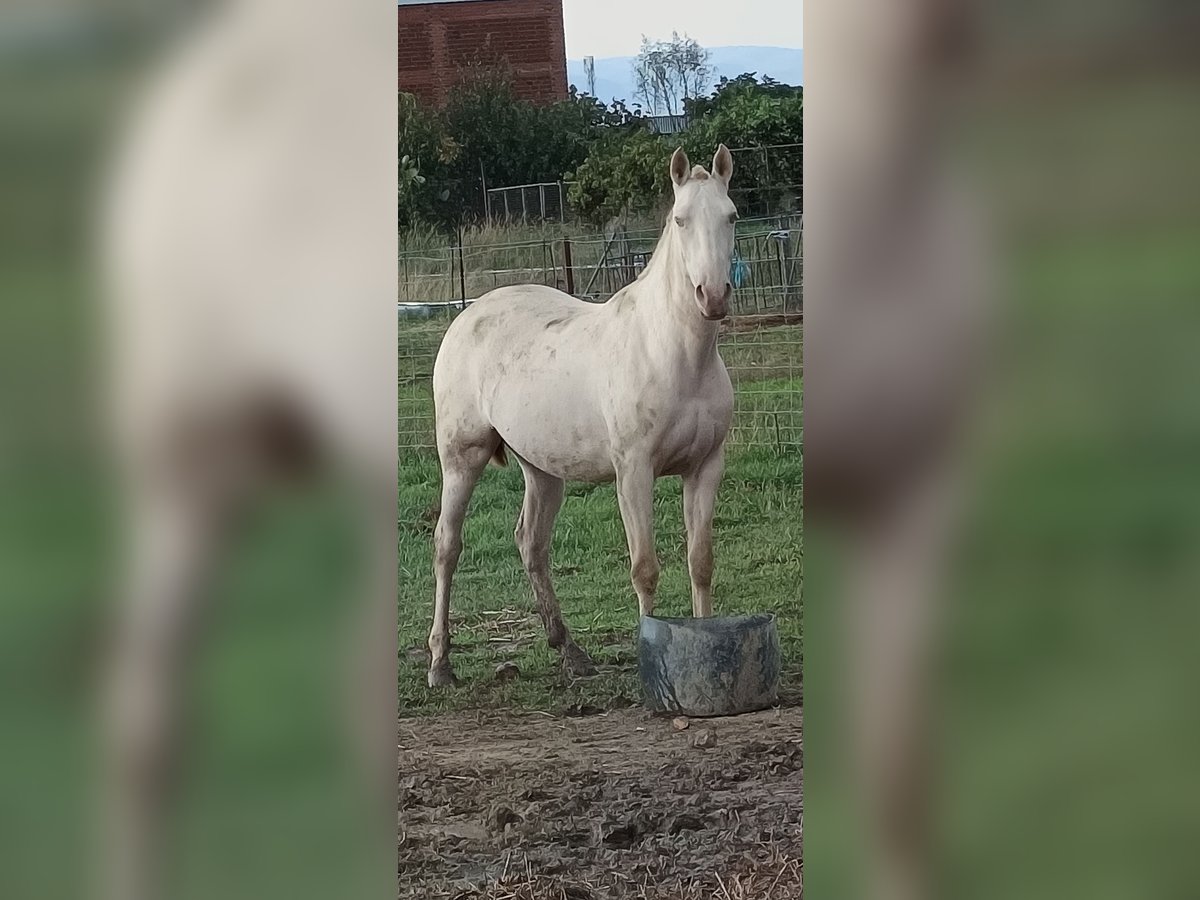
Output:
[{"xmin": 490, "ymin": 440, "xmax": 508, "ymax": 468}]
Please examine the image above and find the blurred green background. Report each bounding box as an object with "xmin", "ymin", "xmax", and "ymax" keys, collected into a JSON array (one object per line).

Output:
[
  {"xmin": 804, "ymin": 67, "xmax": 1200, "ymax": 899},
  {"xmin": 0, "ymin": 25, "xmax": 385, "ymax": 900}
]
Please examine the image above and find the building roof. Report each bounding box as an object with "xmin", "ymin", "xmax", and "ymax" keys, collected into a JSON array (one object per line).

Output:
[{"xmin": 397, "ymin": 0, "xmax": 507, "ymax": 5}]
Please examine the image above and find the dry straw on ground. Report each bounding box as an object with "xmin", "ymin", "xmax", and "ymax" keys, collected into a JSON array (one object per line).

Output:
[{"xmin": 418, "ymin": 850, "xmax": 803, "ymax": 899}]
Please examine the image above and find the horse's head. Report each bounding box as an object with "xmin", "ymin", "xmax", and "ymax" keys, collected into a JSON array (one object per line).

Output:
[{"xmin": 669, "ymin": 144, "xmax": 739, "ymax": 321}]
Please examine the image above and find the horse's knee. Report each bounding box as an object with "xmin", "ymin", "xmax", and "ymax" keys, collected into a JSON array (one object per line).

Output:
[
  {"xmin": 631, "ymin": 555, "xmax": 660, "ymax": 596},
  {"xmin": 688, "ymin": 543, "xmax": 713, "ymax": 589}
]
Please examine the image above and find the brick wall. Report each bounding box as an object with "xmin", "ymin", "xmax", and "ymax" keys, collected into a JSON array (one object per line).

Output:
[{"xmin": 397, "ymin": 0, "xmax": 568, "ymax": 106}]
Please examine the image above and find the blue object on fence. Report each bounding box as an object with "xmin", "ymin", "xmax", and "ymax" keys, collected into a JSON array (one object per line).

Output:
[{"xmin": 730, "ymin": 254, "xmax": 751, "ymax": 289}]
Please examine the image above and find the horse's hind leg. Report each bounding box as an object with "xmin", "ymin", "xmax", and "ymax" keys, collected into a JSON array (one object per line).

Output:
[
  {"xmin": 427, "ymin": 437, "xmax": 493, "ymax": 688},
  {"xmin": 515, "ymin": 459, "xmax": 596, "ymax": 677}
]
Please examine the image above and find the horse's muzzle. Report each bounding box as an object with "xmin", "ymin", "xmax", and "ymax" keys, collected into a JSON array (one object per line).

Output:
[{"xmin": 696, "ymin": 282, "xmax": 732, "ymax": 321}]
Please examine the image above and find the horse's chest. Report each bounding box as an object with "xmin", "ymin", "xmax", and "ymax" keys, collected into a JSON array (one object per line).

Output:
[{"xmin": 654, "ymin": 397, "xmax": 729, "ymax": 474}]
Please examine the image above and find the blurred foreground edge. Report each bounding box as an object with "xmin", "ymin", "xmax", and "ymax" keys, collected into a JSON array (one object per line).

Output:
[
  {"xmin": 805, "ymin": 2, "xmax": 1200, "ymax": 900},
  {"xmin": 89, "ymin": 2, "xmax": 397, "ymax": 899}
]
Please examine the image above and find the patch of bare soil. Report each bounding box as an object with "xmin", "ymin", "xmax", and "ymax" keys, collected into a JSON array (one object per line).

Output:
[{"xmin": 398, "ymin": 706, "xmax": 802, "ymax": 899}]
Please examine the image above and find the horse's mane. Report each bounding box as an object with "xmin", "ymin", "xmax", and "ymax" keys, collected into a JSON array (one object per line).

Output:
[{"xmin": 633, "ymin": 214, "xmax": 677, "ymax": 285}]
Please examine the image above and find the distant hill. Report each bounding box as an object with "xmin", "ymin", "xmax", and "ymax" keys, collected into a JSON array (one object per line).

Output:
[{"xmin": 567, "ymin": 46, "xmax": 802, "ymax": 109}]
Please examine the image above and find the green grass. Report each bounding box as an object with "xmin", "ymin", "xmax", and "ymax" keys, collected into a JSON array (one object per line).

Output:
[{"xmin": 398, "ymin": 446, "xmax": 803, "ymax": 716}]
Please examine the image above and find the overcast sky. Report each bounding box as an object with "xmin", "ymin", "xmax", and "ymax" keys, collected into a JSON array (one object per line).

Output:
[{"xmin": 561, "ymin": 0, "xmax": 803, "ymax": 59}]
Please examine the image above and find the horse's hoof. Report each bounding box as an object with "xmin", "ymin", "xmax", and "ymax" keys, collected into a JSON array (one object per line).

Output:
[
  {"xmin": 427, "ymin": 662, "xmax": 458, "ymax": 688},
  {"xmin": 562, "ymin": 644, "xmax": 598, "ymax": 678}
]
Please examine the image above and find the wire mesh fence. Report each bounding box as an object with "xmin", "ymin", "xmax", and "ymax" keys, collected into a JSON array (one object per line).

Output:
[
  {"xmin": 485, "ymin": 181, "xmax": 575, "ymax": 224},
  {"xmin": 726, "ymin": 143, "xmax": 803, "ymax": 219},
  {"xmin": 399, "ymin": 216, "xmax": 802, "ymax": 458},
  {"xmin": 398, "ymin": 214, "xmax": 801, "ymax": 305}
]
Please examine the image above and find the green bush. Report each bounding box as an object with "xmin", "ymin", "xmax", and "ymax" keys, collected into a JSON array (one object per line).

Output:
[{"xmin": 398, "ymin": 70, "xmax": 802, "ymax": 231}]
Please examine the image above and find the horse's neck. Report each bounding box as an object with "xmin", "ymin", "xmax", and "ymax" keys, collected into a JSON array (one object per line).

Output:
[{"xmin": 625, "ymin": 224, "xmax": 721, "ymax": 375}]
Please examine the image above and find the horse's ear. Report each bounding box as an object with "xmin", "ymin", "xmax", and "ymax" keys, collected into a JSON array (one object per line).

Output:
[
  {"xmin": 713, "ymin": 144, "xmax": 734, "ymax": 186},
  {"xmin": 670, "ymin": 147, "xmax": 691, "ymax": 187}
]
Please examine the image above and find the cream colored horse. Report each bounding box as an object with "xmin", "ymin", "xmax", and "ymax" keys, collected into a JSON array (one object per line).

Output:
[{"xmin": 427, "ymin": 146, "xmax": 739, "ymax": 687}]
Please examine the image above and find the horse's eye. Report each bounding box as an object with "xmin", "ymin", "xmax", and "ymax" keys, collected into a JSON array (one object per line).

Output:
[
  {"xmin": 728, "ymin": 213, "xmax": 739, "ymax": 224},
  {"xmin": 674, "ymin": 216, "xmax": 685, "ymax": 227}
]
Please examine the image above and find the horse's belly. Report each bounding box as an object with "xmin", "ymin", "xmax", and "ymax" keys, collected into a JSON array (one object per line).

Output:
[
  {"xmin": 488, "ymin": 394, "xmax": 614, "ymax": 482},
  {"xmin": 520, "ymin": 443, "xmax": 615, "ymax": 482}
]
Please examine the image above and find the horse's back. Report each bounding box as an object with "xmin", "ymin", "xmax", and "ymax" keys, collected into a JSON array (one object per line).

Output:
[
  {"xmin": 457, "ymin": 283, "xmax": 594, "ymax": 333},
  {"xmin": 435, "ymin": 284, "xmax": 600, "ymax": 379}
]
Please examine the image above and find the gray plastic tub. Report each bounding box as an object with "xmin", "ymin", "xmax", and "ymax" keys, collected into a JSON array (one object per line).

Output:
[{"xmin": 638, "ymin": 613, "xmax": 781, "ymax": 717}]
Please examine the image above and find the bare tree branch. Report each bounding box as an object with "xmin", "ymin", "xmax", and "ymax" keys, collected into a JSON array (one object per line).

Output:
[{"xmin": 633, "ymin": 33, "xmax": 712, "ymax": 116}]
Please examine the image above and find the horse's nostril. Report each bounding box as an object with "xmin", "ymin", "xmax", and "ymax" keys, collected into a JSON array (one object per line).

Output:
[{"xmin": 695, "ymin": 284, "xmax": 706, "ymax": 303}]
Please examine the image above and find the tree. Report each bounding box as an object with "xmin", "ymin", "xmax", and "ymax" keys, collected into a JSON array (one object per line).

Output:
[
  {"xmin": 567, "ymin": 127, "xmax": 670, "ymax": 227},
  {"xmin": 397, "ymin": 92, "xmax": 458, "ymax": 230},
  {"xmin": 567, "ymin": 73, "xmax": 803, "ymax": 226},
  {"xmin": 633, "ymin": 33, "xmax": 712, "ymax": 116},
  {"xmin": 400, "ymin": 67, "xmax": 649, "ymax": 230},
  {"xmin": 682, "ymin": 74, "xmax": 802, "ymax": 214}
]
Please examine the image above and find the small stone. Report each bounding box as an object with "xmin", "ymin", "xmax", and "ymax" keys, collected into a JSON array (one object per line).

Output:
[
  {"xmin": 672, "ymin": 716, "xmax": 690, "ymax": 731},
  {"xmin": 691, "ymin": 728, "xmax": 717, "ymax": 749},
  {"xmin": 494, "ymin": 661, "xmax": 520, "ymax": 681},
  {"xmin": 488, "ymin": 804, "xmax": 521, "ymax": 832}
]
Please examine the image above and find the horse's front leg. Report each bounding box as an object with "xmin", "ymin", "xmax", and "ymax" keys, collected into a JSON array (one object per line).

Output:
[
  {"xmin": 683, "ymin": 445, "xmax": 725, "ymax": 617},
  {"xmin": 614, "ymin": 457, "xmax": 659, "ymax": 617}
]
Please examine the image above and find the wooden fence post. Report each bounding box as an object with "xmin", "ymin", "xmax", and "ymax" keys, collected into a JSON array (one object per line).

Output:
[
  {"xmin": 562, "ymin": 238, "xmax": 575, "ymax": 295},
  {"xmin": 776, "ymin": 238, "xmax": 786, "ymax": 309},
  {"xmin": 457, "ymin": 227, "xmax": 466, "ymax": 309}
]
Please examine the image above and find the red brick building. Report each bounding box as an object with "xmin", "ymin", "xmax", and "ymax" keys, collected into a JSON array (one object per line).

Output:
[{"xmin": 398, "ymin": 0, "xmax": 568, "ymax": 107}]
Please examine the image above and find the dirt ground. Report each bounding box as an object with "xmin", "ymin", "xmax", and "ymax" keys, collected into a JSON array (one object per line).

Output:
[{"xmin": 398, "ymin": 704, "xmax": 803, "ymax": 899}]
